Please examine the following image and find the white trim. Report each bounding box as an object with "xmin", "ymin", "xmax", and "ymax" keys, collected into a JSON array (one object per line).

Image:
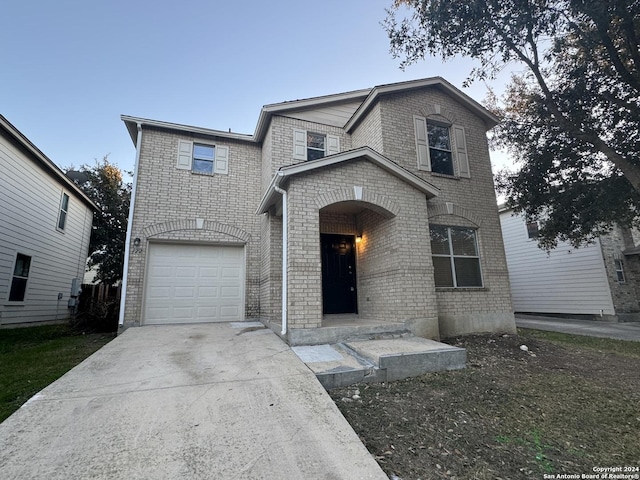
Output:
[
  {"xmin": 345, "ymin": 77, "xmax": 500, "ymax": 132},
  {"xmin": 119, "ymin": 123, "xmax": 142, "ymax": 326}
]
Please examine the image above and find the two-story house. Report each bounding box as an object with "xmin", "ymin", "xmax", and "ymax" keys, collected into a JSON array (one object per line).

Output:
[
  {"xmin": 0, "ymin": 115, "xmax": 96, "ymax": 327},
  {"xmin": 120, "ymin": 77, "xmax": 515, "ymax": 344}
]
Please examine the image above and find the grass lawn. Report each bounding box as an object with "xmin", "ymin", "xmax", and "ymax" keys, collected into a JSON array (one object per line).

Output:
[{"xmin": 0, "ymin": 324, "xmax": 114, "ymax": 423}]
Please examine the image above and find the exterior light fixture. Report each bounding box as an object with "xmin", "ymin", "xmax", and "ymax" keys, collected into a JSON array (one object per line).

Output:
[
  {"xmin": 355, "ymin": 235, "xmax": 362, "ymax": 244},
  {"xmin": 133, "ymin": 237, "xmax": 141, "ymax": 247}
]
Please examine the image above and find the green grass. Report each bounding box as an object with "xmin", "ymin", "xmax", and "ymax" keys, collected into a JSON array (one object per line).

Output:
[
  {"xmin": 518, "ymin": 327, "xmax": 640, "ymax": 358},
  {"xmin": 0, "ymin": 325, "xmax": 114, "ymax": 423}
]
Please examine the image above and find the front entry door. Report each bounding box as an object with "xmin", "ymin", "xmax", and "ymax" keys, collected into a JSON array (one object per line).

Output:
[{"xmin": 321, "ymin": 234, "xmax": 358, "ymax": 314}]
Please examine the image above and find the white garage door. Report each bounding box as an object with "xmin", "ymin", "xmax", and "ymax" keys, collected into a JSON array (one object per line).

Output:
[{"xmin": 143, "ymin": 243, "xmax": 245, "ymax": 325}]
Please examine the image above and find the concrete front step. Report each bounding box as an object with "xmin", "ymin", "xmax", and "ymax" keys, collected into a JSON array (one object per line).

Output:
[{"xmin": 292, "ymin": 336, "xmax": 466, "ymax": 389}]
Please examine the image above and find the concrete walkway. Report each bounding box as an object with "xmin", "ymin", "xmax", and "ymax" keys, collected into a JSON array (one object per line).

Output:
[
  {"xmin": 515, "ymin": 314, "xmax": 640, "ymax": 342},
  {"xmin": 0, "ymin": 323, "xmax": 387, "ymax": 479}
]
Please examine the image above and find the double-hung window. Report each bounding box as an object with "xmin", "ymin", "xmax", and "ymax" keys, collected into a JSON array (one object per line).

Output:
[
  {"xmin": 430, "ymin": 225, "xmax": 483, "ymax": 287},
  {"xmin": 176, "ymin": 141, "xmax": 229, "ymax": 175},
  {"xmin": 293, "ymin": 129, "xmax": 340, "ymax": 161},
  {"xmin": 9, "ymin": 253, "xmax": 31, "ymax": 302},
  {"xmin": 414, "ymin": 117, "xmax": 470, "ymax": 177},
  {"xmin": 58, "ymin": 193, "xmax": 69, "ymax": 230}
]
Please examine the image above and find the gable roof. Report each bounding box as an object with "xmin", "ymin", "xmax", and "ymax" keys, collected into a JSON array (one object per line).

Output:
[
  {"xmin": 0, "ymin": 115, "xmax": 98, "ymax": 211},
  {"xmin": 344, "ymin": 77, "xmax": 500, "ymax": 132},
  {"xmin": 256, "ymin": 146, "xmax": 440, "ymax": 214}
]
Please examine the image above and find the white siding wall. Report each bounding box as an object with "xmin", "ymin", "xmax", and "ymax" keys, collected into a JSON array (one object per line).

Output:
[
  {"xmin": 500, "ymin": 211, "xmax": 615, "ymax": 315},
  {"xmin": 0, "ymin": 138, "xmax": 93, "ymax": 326}
]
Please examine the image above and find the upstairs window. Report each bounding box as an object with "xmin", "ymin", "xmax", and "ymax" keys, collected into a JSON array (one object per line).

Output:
[
  {"xmin": 426, "ymin": 123, "xmax": 453, "ymax": 175},
  {"xmin": 430, "ymin": 225, "xmax": 483, "ymax": 288},
  {"xmin": 58, "ymin": 193, "xmax": 69, "ymax": 230},
  {"xmin": 293, "ymin": 128, "xmax": 340, "ymax": 161},
  {"xmin": 414, "ymin": 116, "xmax": 469, "ymax": 177},
  {"xmin": 306, "ymin": 132, "xmax": 326, "ymax": 161},
  {"xmin": 9, "ymin": 253, "xmax": 31, "ymax": 302},
  {"xmin": 176, "ymin": 141, "xmax": 229, "ymax": 175},
  {"xmin": 193, "ymin": 144, "xmax": 216, "ymax": 174}
]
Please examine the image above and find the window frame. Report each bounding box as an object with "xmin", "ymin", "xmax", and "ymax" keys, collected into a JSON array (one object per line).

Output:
[
  {"xmin": 8, "ymin": 253, "xmax": 31, "ymax": 302},
  {"xmin": 430, "ymin": 225, "xmax": 484, "ymax": 288},
  {"xmin": 614, "ymin": 258, "xmax": 626, "ymax": 283},
  {"xmin": 306, "ymin": 132, "xmax": 326, "ymax": 161},
  {"xmin": 57, "ymin": 192, "xmax": 70, "ymax": 231},
  {"xmin": 426, "ymin": 121, "xmax": 454, "ymax": 176},
  {"xmin": 526, "ymin": 221, "xmax": 540, "ymax": 239},
  {"xmin": 192, "ymin": 143, "xmax": 216, "ymax": 175}
]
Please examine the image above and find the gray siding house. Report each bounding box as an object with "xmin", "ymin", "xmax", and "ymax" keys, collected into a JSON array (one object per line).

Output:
[
  {"xmin": 0, "ymin": 115, "xmax": 96, "ymax": 326},
  {"xmin": 120, "ymin": 77, "xmax": 516, "ymax": 344},
  {"xmin": 500, "ymin": 208, "xmax": 640, "ymax": 322}
]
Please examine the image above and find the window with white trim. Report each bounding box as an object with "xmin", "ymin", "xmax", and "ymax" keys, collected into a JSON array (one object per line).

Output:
[
  {"xmin": 526, "ymin": 221, "xmax": 539, "ymax": 239},
  {"xmin": 430, "ymin": 225, "xmax": 483, "ymax": 287},
  {"xmin": 615, "ymin": 258, "xmax": 626, "ymax": 282},
  {"xmin": 176, "ymin": 140, "xmax": 229, "ymax": 175},
  {"xmin": 414, "ymin": 116, "xmax": 470, "ymax": 177},
  {"xmin": 293, "ymin": 128, "xmax": 340, "ymax": 161},
  {"xmin": 58, "ymin": 193, "xmax": 69, "ymax": 230},
  {"xmin": 9, "ymin": 253, "xmax": 31, "ymax": 302}
]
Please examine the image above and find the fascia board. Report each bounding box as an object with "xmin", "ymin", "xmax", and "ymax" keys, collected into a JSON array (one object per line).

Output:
[
  {"xmin": 344, "ymin": 77, "xmax": 500, "ymax": 132},
  {"xmin": 120, "ymin": 115, "xmax": 255, "ymax": 145},
  {"xmin": 253, "ymin": 89, "xmax": 371, "ymax": 141}
]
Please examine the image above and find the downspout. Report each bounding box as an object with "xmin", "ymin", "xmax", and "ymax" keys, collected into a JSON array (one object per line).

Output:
[
  {"xmin": 118, "ymin": 123, "xmax": 142, "ymax": 327},
  {"xmin": 274, "ymin": 185, "xmax": 288, "ymax": 335}
]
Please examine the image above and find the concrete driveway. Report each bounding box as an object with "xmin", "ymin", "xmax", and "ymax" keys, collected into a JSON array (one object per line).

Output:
[
  {"xmin": 0, "ymin": 323, "xmax": 387, "ymax": 479},
  {"xmin": 516, "ymin": 314, "xmax": 640, "ymax": 342}
]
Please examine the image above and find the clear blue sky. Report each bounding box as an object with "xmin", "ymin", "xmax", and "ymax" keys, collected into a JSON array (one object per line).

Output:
[{"xmin": 1, "ymin": 0, "xmax": 512, "ymax": 175}]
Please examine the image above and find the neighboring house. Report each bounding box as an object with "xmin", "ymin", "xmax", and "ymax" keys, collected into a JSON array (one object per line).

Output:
[
  {"xmin": 0, "ymin": 115, "xmax": 97, "ymax": 326},
  {"xmin": 500, "ymin": 207, "xmax": 640, "ymax": 322},
  {"xmin": 120, "ymin": 77, "xmax": 516, "ymax": 344}
]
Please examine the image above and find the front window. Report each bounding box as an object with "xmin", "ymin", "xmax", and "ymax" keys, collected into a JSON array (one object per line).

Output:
[
  {"xmin": 307, "ymin": 132, "xmax": 326, "ymax": 160},
  {"xmin": 430, "ymin": 225, "xmax": 482, "ymax": 287},
  {"xmin": 9, "ymin": 254, "xmax": 31, "ymax": 302},
  {"xmin": 58, "ymin": 193, "xmax": 69, "ymax": 230},
  {"xmin": 427, "ymin": 123, "xmax": 454, "ymax": 175},
  {"xmin": 192, "ymin": 144, "xmax": 216, "ymax": 174}
]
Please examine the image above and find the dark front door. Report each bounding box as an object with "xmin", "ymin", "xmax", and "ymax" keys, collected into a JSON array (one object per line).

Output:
[{"xmin": 321, "ymin": 234, "xmax": 358, "ymax": 314}]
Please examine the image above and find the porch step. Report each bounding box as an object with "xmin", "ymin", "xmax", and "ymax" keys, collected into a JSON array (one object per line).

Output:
[{"xmin": 292, "ymin": 336, "xmax": 466, "ymax": 390}]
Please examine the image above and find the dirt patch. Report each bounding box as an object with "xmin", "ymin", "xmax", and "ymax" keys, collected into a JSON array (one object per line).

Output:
[{"xmin": 330, "ymin": 330, "xmax": 640, "ymax": 480}]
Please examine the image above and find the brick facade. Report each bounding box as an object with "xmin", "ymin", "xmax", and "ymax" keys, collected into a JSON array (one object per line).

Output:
[{"xmin": 121, "ymin": 78, "xmax": 516, "ymax": 341}]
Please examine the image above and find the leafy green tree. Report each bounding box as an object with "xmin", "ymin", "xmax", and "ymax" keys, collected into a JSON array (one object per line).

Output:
[
  {"xmin": 384, "ymin": 0, "xmax": 640, "ymax": 247},
  {"xmin": 68, "ymin": 157, "xmax": 131, "ymax": 284}
]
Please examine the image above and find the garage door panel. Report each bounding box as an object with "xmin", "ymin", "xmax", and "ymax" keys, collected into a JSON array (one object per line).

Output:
[
  {"xmin": 143, "ymin": 244, "xmax": 245, "ymax": 325},
  {"xmin": 174, "ymin": 287, "xmax": 196, "ymax": 298}
]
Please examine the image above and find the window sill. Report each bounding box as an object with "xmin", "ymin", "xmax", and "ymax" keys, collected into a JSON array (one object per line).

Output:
[
  {"xmin": 191, "ymin": 170, "xmax": 215, "ymax": 176},
  {"xmin": 435, "ymin": 287, "xmax": 489, "ymax": 292},
  {"xmin": 3, "ymin": 302, "xmax": 26, "ymax": 307}
]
